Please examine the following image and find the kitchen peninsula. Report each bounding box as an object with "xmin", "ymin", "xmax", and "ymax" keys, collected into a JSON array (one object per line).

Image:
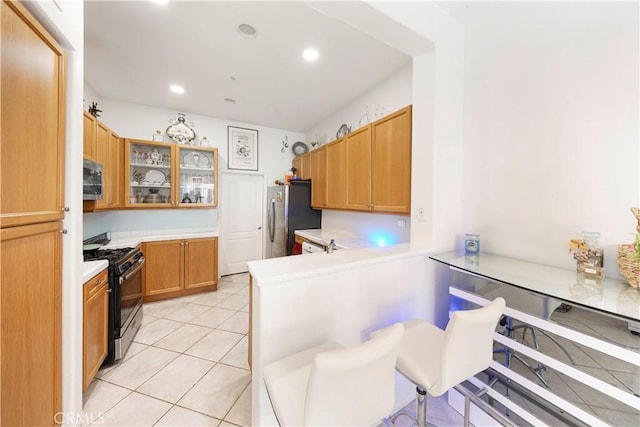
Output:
[{"xmin": 247, "ymin": 242, "xmax": 432, "ymax": 425}]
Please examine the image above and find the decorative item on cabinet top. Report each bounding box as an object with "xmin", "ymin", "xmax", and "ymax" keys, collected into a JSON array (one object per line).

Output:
[
  {"xmin": 88, "ymin": 101, "xmax": 102, "ymax": 118},
  {"xmin": 166, "ymin": 113, "xmax": 196, "ymax": 144},
  {"xmin": 617, "ymin": 207, "xmax": 640, "ymax": 288},
  {"xmin": 292, "ymin": 141, "xmax": 308, "ymax": 157},
  {"xmin": 336, "ymin": 123, "xmax": 351, "ymax": 139}
]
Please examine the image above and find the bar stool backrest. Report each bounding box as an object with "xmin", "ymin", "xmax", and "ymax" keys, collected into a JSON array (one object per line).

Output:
[
  {"xmin": 304, "ymin": 323, "xmax": 405, "ymax": 426},
  {"xmin": 433, "ymin": 297, "xmax": 506, "ymax": 396}
]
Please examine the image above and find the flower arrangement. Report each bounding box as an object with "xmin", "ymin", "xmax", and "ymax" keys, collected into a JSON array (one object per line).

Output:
[{"xmin": 617, "ymin": 207, "xmax": 640, "ymax": 287}]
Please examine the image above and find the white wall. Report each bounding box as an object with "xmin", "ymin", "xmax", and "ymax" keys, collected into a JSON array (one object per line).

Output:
[
  {"xmin": 302, "ymin": 63, "xmax": 415, "ymax": 244},
  {"xmin": 82, "ymin": 93, "xmax": 305, "ymax": 237},
  {"xmin": 459, "ymin": 2, "xmax": 639, "ymax": 278},
  {"xmin": 304, "ymin": 63, "xmax": 412, "ymax": 145}
]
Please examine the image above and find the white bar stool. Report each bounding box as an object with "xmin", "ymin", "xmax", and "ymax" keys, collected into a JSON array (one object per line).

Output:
[
  {"xmin": 263, "ymin": 323, "xmax": 404, "ymax": 426},
  {"xmin": 375, "ymin": 297, "xmax": 505, "ymax": 427}
]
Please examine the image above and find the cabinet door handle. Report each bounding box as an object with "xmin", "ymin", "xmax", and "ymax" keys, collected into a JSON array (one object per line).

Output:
[
  {"xmin": 185, "ymin": 242, "xmax": 189, "ymax": 246},
  {"xmin": 60, "ymin": 229, "xmax": 68, "ymax": 234},
  {"xmin": 61, "ymin": 206, "xmax": 70, "ymax": 212}
]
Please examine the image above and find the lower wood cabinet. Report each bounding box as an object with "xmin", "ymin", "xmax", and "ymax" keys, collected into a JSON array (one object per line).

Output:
[
  {"xmin": 144, "ymin": 237, "xmax": 218, "ymax": 302},
  {"xmin": 0, "ymin": 221, "xmax": 61, "ymax": 426},
  {"xmin": 83, "ymin": 269, "xmax": 108, "ymax": 391}
]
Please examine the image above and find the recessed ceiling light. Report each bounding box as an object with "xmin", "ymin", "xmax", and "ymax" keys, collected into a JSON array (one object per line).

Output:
[
  {"xmin": 303, "ymin": 48, "xmax": 319, "ymax": 62},
  {"xmin": 150, "ymin": 0, "xmax": 169, "ymax": 5},
  {"xmin": 224, "ymin": 98, "xmax": 237, "ymax": 104},
  {"xmin": 238, "ymin": 24, "xmax": 257, "ymax": 38},
  {"xmin": 169, "ymin": 84, "xmax": 184, "ymax": 94}
]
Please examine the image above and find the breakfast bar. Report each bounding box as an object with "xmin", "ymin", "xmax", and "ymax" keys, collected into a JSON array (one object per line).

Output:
[
  {"xmin": 430, "ymin": 252, "xmax": 640, "ymax": 426},
  {"xmin": 248, "ymin": 243, "xmax": 433, "ymax": 426}
]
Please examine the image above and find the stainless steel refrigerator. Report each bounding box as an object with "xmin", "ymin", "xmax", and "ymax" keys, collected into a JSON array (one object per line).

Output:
[{"xmin": 266, "ymin": 180, "xmax": 322, "ymax": 257}]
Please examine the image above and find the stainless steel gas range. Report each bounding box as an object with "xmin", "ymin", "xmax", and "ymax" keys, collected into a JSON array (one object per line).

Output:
[{"xmin": 83, "ymin": 233, "xmax": 144, "ymax": 364}]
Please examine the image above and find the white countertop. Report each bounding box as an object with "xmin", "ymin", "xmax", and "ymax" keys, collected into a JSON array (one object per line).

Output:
[
  {"xmin": 83, "ymin": 260, "xmax": 108, "ymax": 283},
  {"xmin": 83, "ymin": 228, "xmax": 219, "ymax": 285},
  {"xmin": 294, "ymin": 228, "xmax": 376, "ymax": 250},
  {"xmin": 248, "ymin": 242, "xmax": 430, "ymax": 287},
  {"xmin": 103, "ymin": 228, "xmax": 219, "ymax": 249}
]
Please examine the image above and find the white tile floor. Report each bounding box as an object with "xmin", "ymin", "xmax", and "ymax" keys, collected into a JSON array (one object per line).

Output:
[{"xmin": 83, "ymin": 272, "xmax": 465, "ymax": 427}]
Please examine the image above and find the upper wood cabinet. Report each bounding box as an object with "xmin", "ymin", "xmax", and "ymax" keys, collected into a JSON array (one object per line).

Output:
[
  {"xmin": 345, "ymin": 126, "xmax": 372, "ymax": 210},
  {"xmin": 324, "ymin": 138, "xmax": 347, "ymax": 209},
  {"xmin": 83, "ymin": 111, "xmax": 97, "ymax": 161},
  {"xmin": 84, "ymin": 117, "xmax": 123, "ymax": 211},
  {"xmin": 124, "ymin": 139, "xmax": 218, "ymax": 209},
  {"xmin": 292, "ymin": 153, "xmax": 311, "ymax": 180},
  {"xmin": 95, "ymin": 121, "xmax": 110, "ymax": 210},
  {"xmin": 292, "ymin": 156, "xmax": 303, "ymax": 179},
  {"xmin": 1, "ymin": 0, "xmax": 66, "ymax": 229},
  {"xmin": 308, "ymin": 105, "xmax": 412, "ymax": 214},
  {"xmin": 370, "ymin": 105, "xmax": 412, "ymax": 214},
  {"xmin": 310, "ymin": 147, "xmax": 327, "ymax": 208}
]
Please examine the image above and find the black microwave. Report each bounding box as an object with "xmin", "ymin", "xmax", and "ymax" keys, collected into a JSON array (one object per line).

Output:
[{"xmin": 83, "ymin": 158, "xmax": 103, "ymax": 200}]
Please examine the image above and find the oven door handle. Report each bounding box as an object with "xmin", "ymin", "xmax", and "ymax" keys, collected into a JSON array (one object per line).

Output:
[{"xmin": 119, "ymin": 258, "xmax": 145, "ymax": 284}]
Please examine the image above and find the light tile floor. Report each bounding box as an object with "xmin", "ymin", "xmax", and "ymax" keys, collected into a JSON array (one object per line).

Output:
[{"xmin": 83, "ymin": 272, "xmax": 465, "ymax": 427}]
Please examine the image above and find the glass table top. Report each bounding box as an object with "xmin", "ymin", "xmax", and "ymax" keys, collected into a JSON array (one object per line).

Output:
[{"xmin": 430, "ymin": 251, "xmax": 640, "ymax": 322}]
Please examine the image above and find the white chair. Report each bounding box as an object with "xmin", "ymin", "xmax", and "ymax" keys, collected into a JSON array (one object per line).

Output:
[
  {"xmin": 263, "ymin": 323, "xmax": 405, "ymax": 426},
  {"xmin": 375, "ymin": 297, "xmax": 505, "ymax": 427}
]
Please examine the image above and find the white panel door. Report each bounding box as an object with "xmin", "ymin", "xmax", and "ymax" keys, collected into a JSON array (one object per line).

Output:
[{"xmin": 220, "ymin": 173, "xmax": 264, "ymax": 275}]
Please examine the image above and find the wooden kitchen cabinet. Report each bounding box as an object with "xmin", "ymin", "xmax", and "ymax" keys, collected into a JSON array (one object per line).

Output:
[
  {"xmin": 291, "ymin": 153, "xmax": 312, "ymax": 180},
  {"xmin": 370, "ymin": 105, "xmax": 412, "ymax": 214},
  {"xmin": 1, "ymin": 221, "xmax": 62, "ymax": 426},
  {"xmin": 125, "ymin": 139, "xmax": 218, "ymax": 208},
  {"xmin": 313, "ymin": 105, "xmax": 412, "ymax": 214},
  {"xmin": 95, "ymin": 121, "xmax": 110, "ymax": 209},
  {"xmin": 144, "ymin": 237, "xmax": 218, "ymax": 302},
  {"xmin": 1, "ymin": 3, "xmax": 64, "ymax": 424},
  {"xmin": 310, "ymin": 139, "xmax": 347, "ymax": 209},
  {"xmin": 324, "ymin": 138, "xmax": 347, "ymax": 208},
  {"xmin": 301, "ymin": 154, "xmax": 311, "ymax": 179},
  {"xmin": 310, "ymin": 146, "xmax": 327, "ymax": 208},
  {"xmin": 345, "ymin": 126, "xmax": 372, "ymax": 210},
  {"xmin": 1, "ymin": 0, "xmax": 66, "ymax": 229},
  {"xmin": 83, "ymin": 268, "xmax": 108, "ymax": 391},
  {"xmin": 110, "ymin": 132, "xmax": 124, "ymax": 208},
  {"xmin": 83, "ymin": 111, "xmax": 97, "ymax": 161},
  {"xmin": 84, "ymin": 119, "xmax": 123, "ymax": 212},
  {"xmin": 292, "ymin": 155, "xmax": 303, "ymax": 178}
]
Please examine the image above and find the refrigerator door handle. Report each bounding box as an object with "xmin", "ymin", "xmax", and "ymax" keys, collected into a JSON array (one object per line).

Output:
[{"xmin": 269, "ymin": 199, "xmax": 276, "ymax": 242}]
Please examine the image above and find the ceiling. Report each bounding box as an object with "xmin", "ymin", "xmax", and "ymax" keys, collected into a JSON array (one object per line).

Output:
[{"xmin": 84, "ymin": 1, "xmax": 412, "ymax": 133}]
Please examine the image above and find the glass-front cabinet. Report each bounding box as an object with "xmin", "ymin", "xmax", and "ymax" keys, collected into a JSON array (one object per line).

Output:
[{"xmin": 124, "ymin": 139, "xmax": 218, "ymax": 208}]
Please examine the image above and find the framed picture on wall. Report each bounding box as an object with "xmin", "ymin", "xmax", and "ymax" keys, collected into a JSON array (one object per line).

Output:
[{"xmin": 228, "ymin": 126, "xmax": 259, "ymax": 171}]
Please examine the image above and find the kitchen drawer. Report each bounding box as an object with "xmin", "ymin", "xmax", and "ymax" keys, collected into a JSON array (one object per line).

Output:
[{"xmin": 84, "ymin": 269, "xmax": 108, "ymax": 301}]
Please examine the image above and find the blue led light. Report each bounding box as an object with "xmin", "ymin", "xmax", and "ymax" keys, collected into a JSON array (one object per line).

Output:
[{"xmin": 369, "ymin": 232, "xmax": 394, "ymax": 247}]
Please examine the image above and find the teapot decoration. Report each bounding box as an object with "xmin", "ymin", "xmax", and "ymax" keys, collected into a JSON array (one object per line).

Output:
[{"xmin": 336, "ymin": 124, "xmax": 351, "ymax": 139}]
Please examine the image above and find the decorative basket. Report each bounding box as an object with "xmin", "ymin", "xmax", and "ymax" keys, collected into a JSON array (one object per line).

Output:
[{"xmin": 617, "ymin": 244, "xmax": 640, "ymax": 288}]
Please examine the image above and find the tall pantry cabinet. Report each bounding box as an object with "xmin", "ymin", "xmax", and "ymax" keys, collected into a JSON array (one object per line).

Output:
[{"xmin": 1, "ymin": 1, "xmax": 66, "ymax": 426}]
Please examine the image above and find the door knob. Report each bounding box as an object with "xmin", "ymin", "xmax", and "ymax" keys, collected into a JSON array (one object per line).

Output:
[{"xmin": 258, "ymin": 226, "xmax": 262, "ymax": 230}]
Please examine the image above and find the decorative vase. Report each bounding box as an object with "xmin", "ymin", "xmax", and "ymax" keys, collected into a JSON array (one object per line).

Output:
[
  {"xmin": 617, "ymin": 244, "xmax": 640, "ymax": 288},
  {"xmin": 617, "ymin": 207, "xmax": 640, "ymax": 288}
]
